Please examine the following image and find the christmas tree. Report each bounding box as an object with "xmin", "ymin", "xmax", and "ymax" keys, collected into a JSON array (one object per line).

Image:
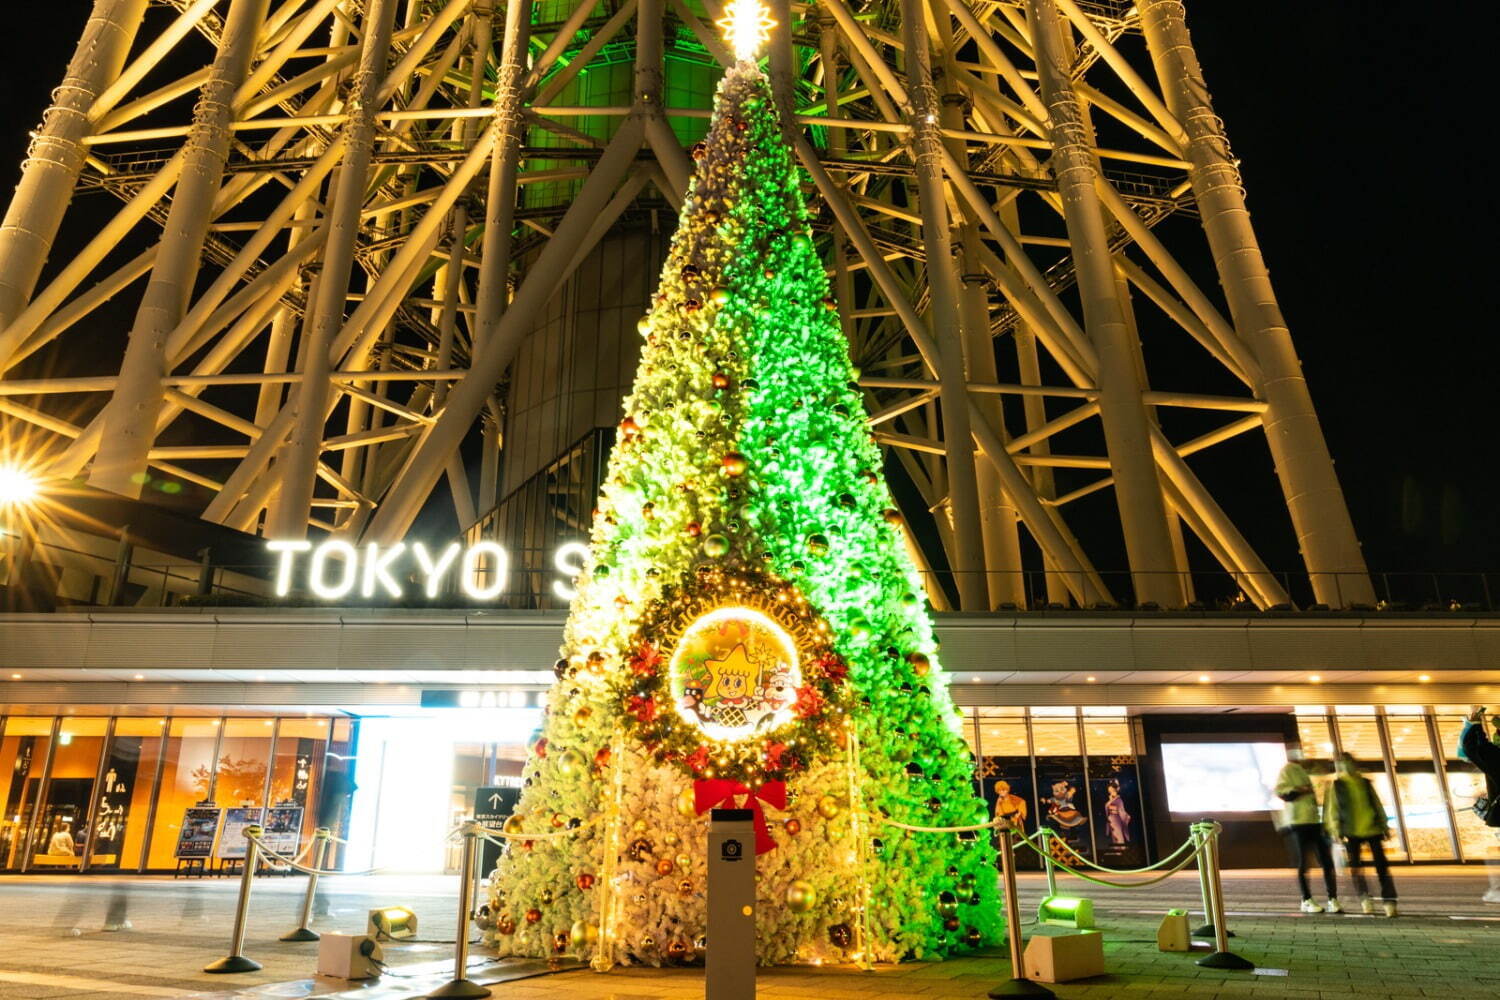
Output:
[{"xmin": 486, "ymin": 6, "xmax": 1000, "ymax": 966}]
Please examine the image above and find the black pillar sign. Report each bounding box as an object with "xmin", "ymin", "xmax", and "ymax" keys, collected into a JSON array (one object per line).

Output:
[{"xmin": 474, "ymin": 785, "xmax": 521, "ymax": 875}]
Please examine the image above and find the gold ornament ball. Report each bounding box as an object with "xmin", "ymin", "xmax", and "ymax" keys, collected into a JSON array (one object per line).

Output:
[
  {"xmin": 677, "ymin": 788, "xmax": 698, "ymax": 817},
  {"xmin": 816, "ymin": 795, "xmax": 842, "ymax": 820},
  {"xmin": 678, "ymin": 878, "xmax": 694, "ymax": 896},
  {"xmin": 497, "ymin": 913, "xmax": 516, "ymax": 935},
  {"xmin": 663, "ymin": 831, "xmax": 680, "ymax": 847},
  {"xmin": 557, "ymin": 748, "xmax": 586, "ymax": 777},
  {"xmin": 572, "ymin": 705, "xmax": 592, "ymax": 725},
  {"xmin": 540, "ymin": 888, "xmax": 553, "ymax": 905},
  {"xmin": 641, "ymin": 934, "xmax": 656, "ymax": 950},
  {"xmin": 570, "ymin": 920, "xmax": 599, "ymax": 949},
  {"xmin": 633, "ymin": 819, "xmax": 649, "ymax": 834},
  {"xmin": 667, "ymin": 939, "xmax": 690, "ymax": 962},
  {"xmin": 550, "ymin": 812, "xmax": 565, "ymax": 829},
  {"xmin": 785, "ymin": 880, "xmax": 818, "ymax": 914},
  {"xmin": 675, "ymin": 853, "xmax": 691, "ymax": 870},
  {"xmin": 502, "ymin": 813, "xmax": 527, "ymax": 835}
]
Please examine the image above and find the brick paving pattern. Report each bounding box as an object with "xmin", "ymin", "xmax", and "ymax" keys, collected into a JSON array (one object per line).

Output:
[{"xmin": 0, "ymin": 868, "xmax": 1495, "ymax": 999}]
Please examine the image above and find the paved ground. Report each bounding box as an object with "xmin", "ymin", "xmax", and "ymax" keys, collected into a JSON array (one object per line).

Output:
[{"xmin": 0, "ymin": 867, "xmax": 1496, "ymax": 999}]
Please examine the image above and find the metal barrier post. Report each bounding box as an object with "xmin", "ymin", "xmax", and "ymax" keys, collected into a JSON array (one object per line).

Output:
[
  {"xmin": 987, "ymin": 826, "xmax": 1055, "ymax": 999},
  {"xmin": 1195, "ymin": 823, "xmax": 1253, "ymax": 971},
  {"xmin": 425, "ymin": 820, "xmax": 491, "ymax": 998},
  {"xmin": 205, "ymin": 824, "xmax": 265, "ymax": 973},
  {"xmin": 1190, "ymin": 822, "xmax": 1216, "ymax": 938},
  {"xmin": 280, "ymin": 827, "xmax": 330, "ymax": 942},
  {"xmin": 1039, "ymin": 826, "xmax": 1058, "ymax": 899}
]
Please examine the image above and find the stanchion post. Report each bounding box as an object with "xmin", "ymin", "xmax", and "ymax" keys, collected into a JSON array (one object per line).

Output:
[
  {"xmin": 205, "ymin": 824, "xmax": 265, "ymax": 973},
  {"xmin": 988, "ymin": 825, "xmax": 1055, "ymax": 999},
  {"xmin": 425, "ymin": 820, "xmax": 491, "ymax": 999},
  {"xmin": 1190, "ymin": 821, "xmax": 1216, "ymax": 939},
  {"xmin": 1194, "ymin": 823, "xmax": 1253, "ymax": 971},
  {"xmin": 1039, "ymin": 826, "xmax": 1058, "ymax": 899},
  {"xmin": 281, "ymin": 826, "xmax": 330, "ymax": 942}
]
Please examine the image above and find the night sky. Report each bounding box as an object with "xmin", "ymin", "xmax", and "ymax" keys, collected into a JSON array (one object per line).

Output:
[{"xmin": 0, "ymin": 3, "xmax": 1491, "ymax": 582}]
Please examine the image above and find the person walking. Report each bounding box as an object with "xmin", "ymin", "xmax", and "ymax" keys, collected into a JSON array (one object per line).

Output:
[
  {"xmin": 1275, "ymin": 751, "xmax": 1340, "ymax": 913},
  {"xmin": 1324, "ymin": 752, "xmax": 1397, "ymax": 916},
  {"xmin": 1458, "ymin": 706, "xmax": 1500, "ymax": 904}
]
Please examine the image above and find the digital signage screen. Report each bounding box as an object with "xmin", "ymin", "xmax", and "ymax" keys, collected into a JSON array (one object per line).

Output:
[{"xmin": 1159, "ymin": 741, "xmax": 1288, "ymax": 816}]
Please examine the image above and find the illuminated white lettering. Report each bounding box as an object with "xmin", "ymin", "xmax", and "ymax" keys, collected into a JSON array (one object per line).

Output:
[
  {"xmin": 412, "ymin": 542, "xmax": 462, "ymax": 598},
  {"xmin": 551, "ymin": 541, "xmax": 591, "ymax": 600},
  {"xmin": 308, "ymin": 540, "xmax": 358, "ymax": 599},
  {"xmin": 268, "ymin": 539, "xmax": 312, "ymax": 596},
  {"xmin": 461, "ymin": 540, "xmax": 508, "ymax": 600},
  {"xmin": 361, "ymin": 542, "xmax": 407, "ymax": 598}
]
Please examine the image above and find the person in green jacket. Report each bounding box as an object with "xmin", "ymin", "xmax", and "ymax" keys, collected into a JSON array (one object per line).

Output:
[
  {"xmin": 1324, "ymin": 752, "xmax": 1397, "ymax": 916},
  {"xmin": 1275, "ymin": 752, "xmax": 1340, "ymax": 913}
]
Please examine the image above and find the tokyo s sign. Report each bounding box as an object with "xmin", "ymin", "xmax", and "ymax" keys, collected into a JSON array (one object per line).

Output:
[{"xmin": 266, "ymin": 539, "xmax": 590, "ymax": 601}]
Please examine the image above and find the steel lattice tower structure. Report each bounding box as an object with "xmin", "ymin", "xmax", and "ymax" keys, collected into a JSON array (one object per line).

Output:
[{"xmin": 0, "ymin": 0, "xmax": 1375, "ymax": 610}]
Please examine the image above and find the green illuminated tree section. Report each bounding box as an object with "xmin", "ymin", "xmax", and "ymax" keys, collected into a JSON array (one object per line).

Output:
[{"xmin": 487, "ymin": 61, "xmax": 999, "ymax": 967}]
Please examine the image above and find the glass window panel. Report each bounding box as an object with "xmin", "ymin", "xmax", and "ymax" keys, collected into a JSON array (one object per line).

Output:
[
  {"xmin": 31, "ymin": 718, "xmax": 108, "ymax": 869},
  {"xmin": 92, "ymin": 718, "xmax": 166, "ymax": 871},
  {"xmin": 1385, "ymin": 716, "xmax": 1433, "ymax": 761},
  {"xmin": 1296, "ymin": 715, "xmax": 1337, "ymax": 761},
  {"xmin": 0, "ymin": 718, "xmax": 53, "ymax": 870},
  {"xmin": 1030, "ymin": 719, "xmax": 1081, "ymax": 756},
  {"xmin": 146, "ymin": 718, "xmax": 222, "ymax": 869},
  {"xmin": 1083, "ymin": 721, "xmax": 1131, "ymax": 756},
  {"xmin": 1395, "ymin": 770, "xmax": 1455, "ymax": 860},
  {"xmin": 1333, "ymin": 717, "xmax": 1406, "ymax": 861},
  {"xmin": 977, "ymin": 719, "xmax": 1028, "ymax": 759},
  {"xmin": 215, "ymin": 719, "xmax": 273, "ymax": 808}
]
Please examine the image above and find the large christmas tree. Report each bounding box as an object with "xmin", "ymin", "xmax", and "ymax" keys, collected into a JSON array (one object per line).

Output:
[{"xmin": 486, "ymin": 21, "xmax": 1000, "ymax": 967}]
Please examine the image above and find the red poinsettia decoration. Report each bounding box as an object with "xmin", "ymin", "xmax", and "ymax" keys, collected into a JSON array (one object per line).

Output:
[
  {"xmin": 813, "ymin": 653, "xmax": 849, "ymax": 684},
  {"xmin": 763, "ymin": 741, "xmax": 789, "ymax": 770},
  {"xmin": 628, "ymin": 641, "xmax": 663, "ymax": 677},
  {"xmin": 684, "ymin": 745, "xmax": 711, "ymax": 773},
  {"xmin": 792, "ymin": 684, "xmax": 825, "ymax": 719},
  {"xmin": 626, "ymin": 694, "xmax": 658, "ymax": 724}
]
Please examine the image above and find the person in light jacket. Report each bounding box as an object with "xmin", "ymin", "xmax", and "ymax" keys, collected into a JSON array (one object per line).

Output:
[
  {"xmin": 1275, "ymin": 752, "xmax": 1340, "ymax": 913},
  {"xmin": 1323, "ymin": 752, "xmax": 1397, "ymax": 916},
  {"xmin": 1459, "ymin": 706, "xmax": 1500, "ymax": 904}
]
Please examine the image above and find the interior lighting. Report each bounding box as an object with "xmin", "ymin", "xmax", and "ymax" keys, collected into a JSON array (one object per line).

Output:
[
  {"xmin": 1086, "ymin": 676, "xmax": 1097, "ymax": 683},
  {"xmin": 1308, "ymin": 675, "xmax": 1322, "ymax": 683},
  {"xmin": 1197, "ymin": 674, "xmax": 1210, "ymax": 683},
  {"xmin": 1418, "ymin": 674, "xmax": 1431, "ymax": 683}
]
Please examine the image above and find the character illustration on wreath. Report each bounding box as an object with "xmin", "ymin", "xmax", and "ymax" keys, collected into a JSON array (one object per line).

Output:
[{"xmin": 668, "ymin": 608, "xmax": 803, "ymax": 741}]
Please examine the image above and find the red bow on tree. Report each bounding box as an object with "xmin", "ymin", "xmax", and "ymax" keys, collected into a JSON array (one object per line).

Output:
[{"xmin": 693, "ymin": 778, "xmax": 787, "ymax": 855}]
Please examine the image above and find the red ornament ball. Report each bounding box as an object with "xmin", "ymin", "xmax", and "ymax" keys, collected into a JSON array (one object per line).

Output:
[
  {"xmin": 497, "ymin": 913, "xmax": 516, "ymax": 934},
  {"xmin": 720, "ymin": 452, "xmax": 748, "ymax": 477},
  {"xmin": 656, "ymin": 858, "xmax": 675, "ymax": 876},
  {"xmin": 525, "ymin": 908, "xmax": 542, "ymax": 925},
  {"xmin": 783, "ymin": 818, "xmax": 801, "ymax": 835},
  {"xmin": 577, "ymin": 873, "xmax": 596, "ymax": 891}
]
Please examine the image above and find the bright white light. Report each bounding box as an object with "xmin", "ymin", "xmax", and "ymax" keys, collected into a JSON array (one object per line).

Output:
[
  {"xmin": 460, "ymin": 540, "xmax": 508, "ymax": 600},
  {"xmin": 552, "ymin": 541, "xmax": 590, "ymax": 600},
  {"xmin": 0, "ymin": 465, "xmax": 38, "ymax": 506},
  {"xmin": 1160, "ymin": 741, "xmax": 1288, "ymax": 814},
  {"xmin": 360, "ymin": 542, "xmax": 406, "ymax": 598},
  {"xmin": 308, "ymin": 540, "xmax": 358, "ymax": 599},
  {"xmin": 412, "ymin": 542, "xmax": 461, "ymax": 598},
  {"xmin": 268, "ymin": 539, "xmax": 312, "ymax": 596},
  {"xmin": 717, "ymin": 0, "xmax": 774, "ymax": 61}
]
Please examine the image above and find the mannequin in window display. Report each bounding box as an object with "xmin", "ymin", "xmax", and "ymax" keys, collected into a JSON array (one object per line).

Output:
[{"xmin": 1459, "ymin": 706, "xmax": 1500, "ymax": 904}]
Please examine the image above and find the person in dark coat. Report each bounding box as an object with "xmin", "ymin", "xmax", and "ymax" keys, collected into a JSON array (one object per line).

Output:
[{"xmin": 1459, "ymin": 706, "xmax": 1500, "ymax": 904}]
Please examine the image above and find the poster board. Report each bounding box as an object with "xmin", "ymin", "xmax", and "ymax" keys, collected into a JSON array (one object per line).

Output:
[
  {"xmin": 261, "ymin": 806, "xmax": 304, "ymax": 858},
  {"xmin": 175, "ymin": 807, "xmax": 221, "ymax": 860},
  {"xmin": 216, "ymin": 807, "xmax": 265, "ymax": 860}
]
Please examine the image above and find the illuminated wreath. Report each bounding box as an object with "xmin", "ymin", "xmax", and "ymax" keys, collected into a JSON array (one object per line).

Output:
[{"xmin": 614, "ymin": 566, "xmax": 851, "ymax": 784}]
